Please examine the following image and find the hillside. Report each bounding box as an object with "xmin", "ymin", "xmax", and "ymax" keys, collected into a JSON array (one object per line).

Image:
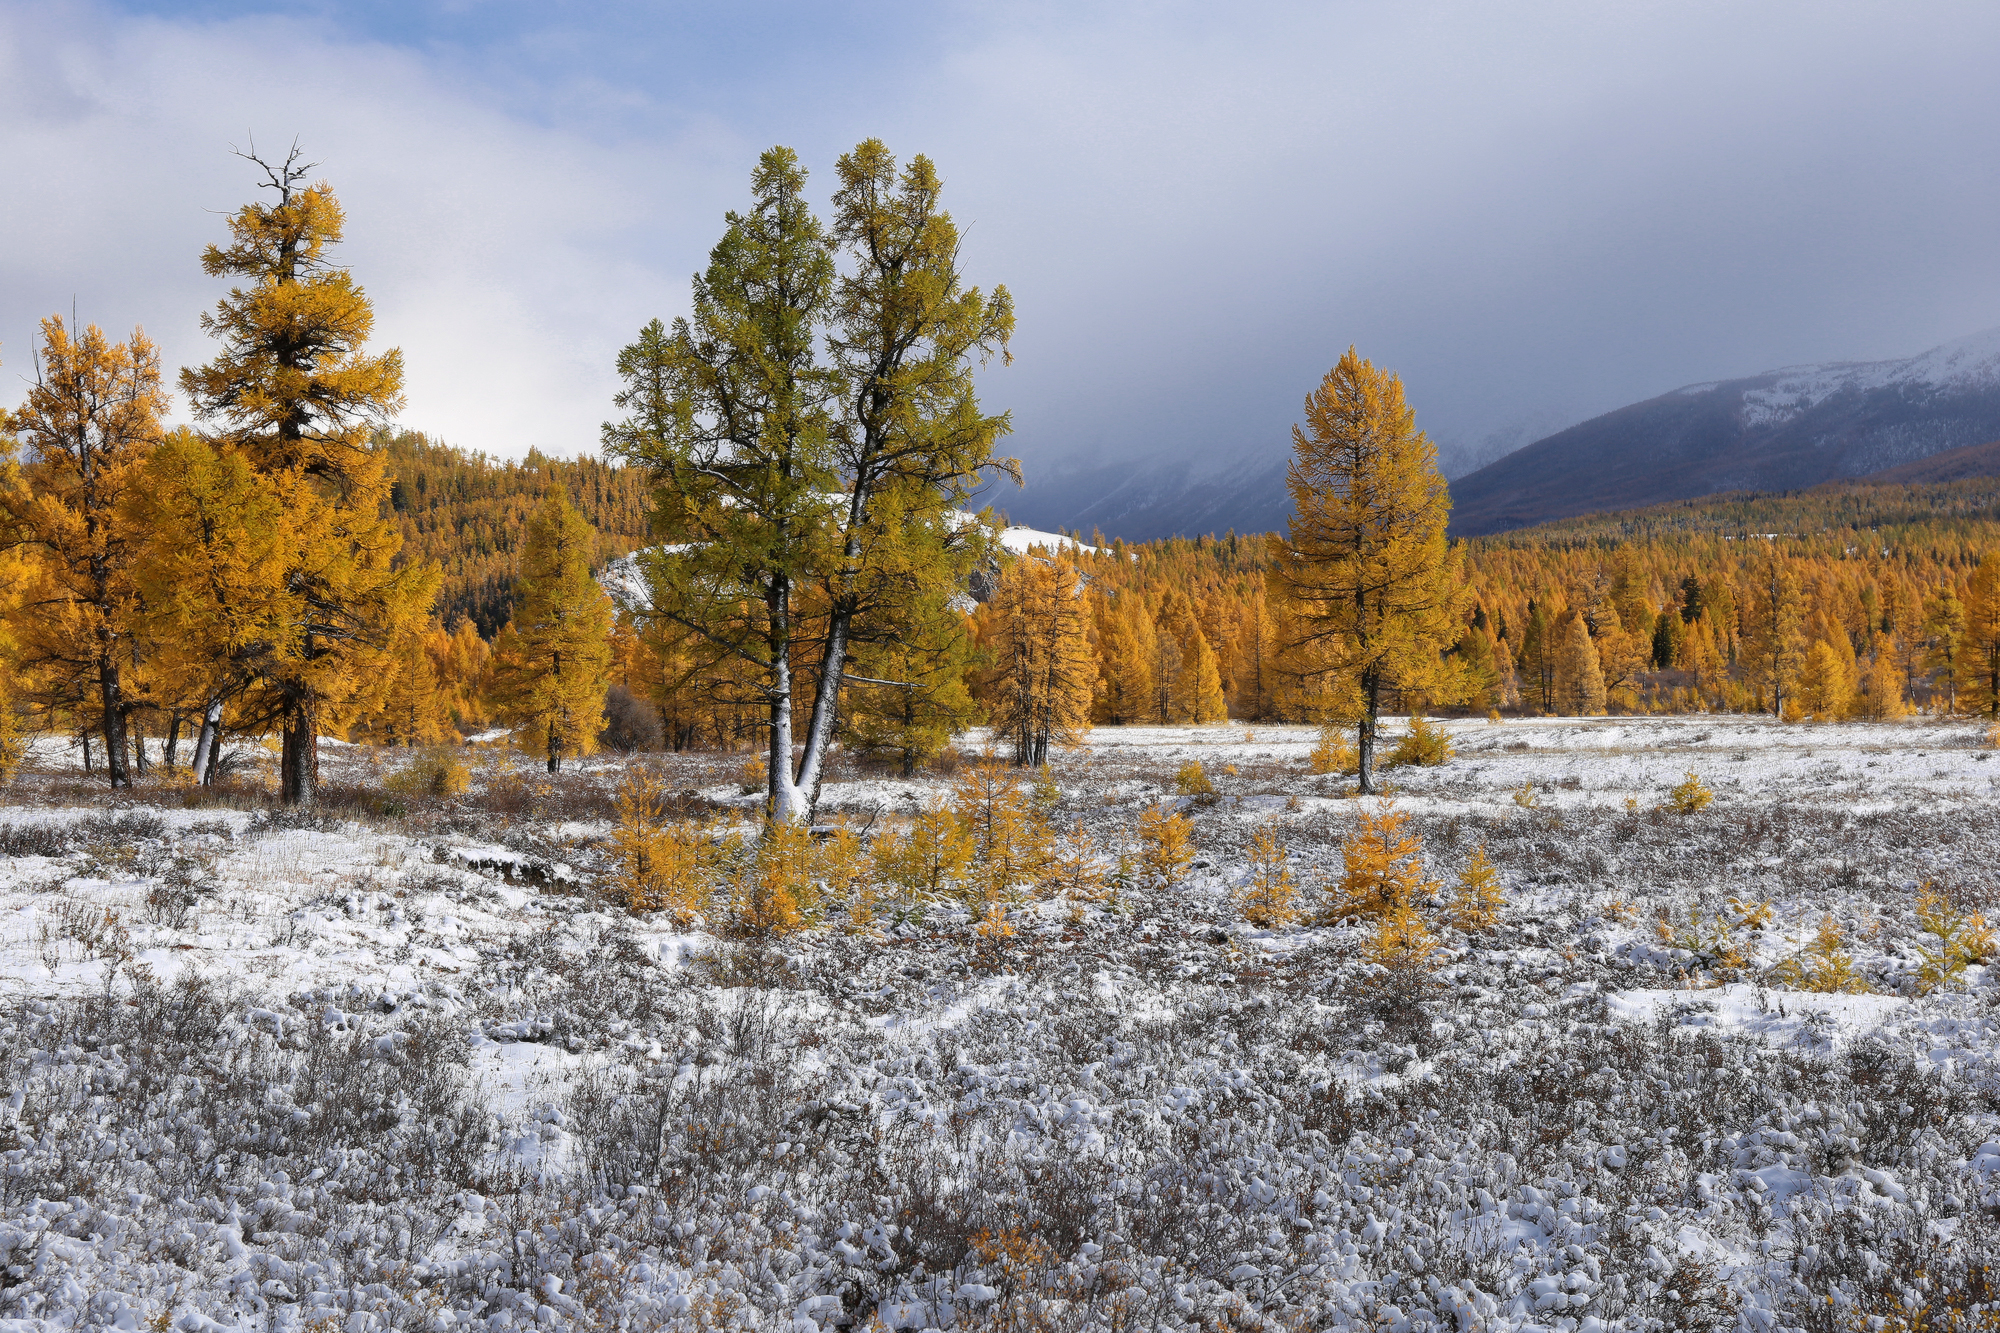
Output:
[
  {"xmin": 1448, "ymin": 328, "xmax": 2000, "ymax": 536},
  {"xmin": 1861, "ymin": 435, "xmax": 2000, "ymax": 484},
  {"xmin": 380, "ymin": 430, "xmax": 656, "ymax": 634}
]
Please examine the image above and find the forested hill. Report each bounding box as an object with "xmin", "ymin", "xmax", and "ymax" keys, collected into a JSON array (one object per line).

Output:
[
  {"xmin": 1476, "ymin": 474, "xmax": 2000, "ymax": 559},
  {"xmin": 379, "ymin": 431, "xmax": 656, "ymax": 635}
]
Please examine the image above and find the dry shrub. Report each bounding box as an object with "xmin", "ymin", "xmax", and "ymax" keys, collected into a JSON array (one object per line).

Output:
[{"xmin": 384, "ymin": 746, "xmax": 471, "ymax": 800}]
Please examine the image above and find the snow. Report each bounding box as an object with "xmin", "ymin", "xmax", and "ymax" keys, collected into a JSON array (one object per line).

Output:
[
  {"xmin": 1736, "ymin": 325, "xmax": 2000, "ymax": 428},
  {"xmin": 1, "ymin": 715, "xmax": 1998, "ymax": 1326}
]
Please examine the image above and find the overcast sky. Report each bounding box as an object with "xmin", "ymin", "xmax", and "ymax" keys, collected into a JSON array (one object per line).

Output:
[{"xmin": 4, "ymin": 0, "xmax": 1998, "ymax": 489}]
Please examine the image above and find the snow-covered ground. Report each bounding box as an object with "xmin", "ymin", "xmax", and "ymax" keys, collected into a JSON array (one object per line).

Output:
[{"xmin": 1, "ymin": 714, "xmax": 1997, "ymax": 1328}]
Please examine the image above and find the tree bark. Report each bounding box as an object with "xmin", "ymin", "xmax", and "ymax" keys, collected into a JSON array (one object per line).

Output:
[
  {"xmin": 280, "ymin": 697, "xmax": 317, "ymax": 806},
  {"xmin": 165, "ymin": 710, "xmax": 182, "ymax": 769},
  {"xmin": 192, "ymin": 699, "xmax": 223, "ymax": 785},
  {"xmin": 1356, "ymin": 673, "xmax": 1380, "ymax": 796},
  {"xmin": 98, "ymin": 660, "xmax": 130, "ymax": 788}
]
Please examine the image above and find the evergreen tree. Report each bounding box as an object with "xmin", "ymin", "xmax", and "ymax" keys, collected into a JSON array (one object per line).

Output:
[
  {"xmin": 607, "ymin": 141, "xmax": 1012, "ymax": 823},
  {"xmin": 1268, "ymin": 349, "xmax": 1469, "ymax": 791},
  {"xmin": 179, "ymin": 147, "xmax": 434, "ymax": 804},
  {"xmin": 487, "ymin": 490, "xmax": 614, "ymax": 771},
  {"xmin": 3, "ymin": 317, "xmax": 166, "ymax": 786},
  {"xmin": 988, "ymin": 555, "xmax": 1094, "ymax": 766}
]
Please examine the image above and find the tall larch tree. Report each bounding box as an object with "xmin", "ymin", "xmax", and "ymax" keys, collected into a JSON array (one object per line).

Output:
[
  {"xmin": 122, "ymin": 428, "xmax": 294, "ymax": 784},
  {"xmin": 607, "ymin": 140, "xmax": 1013, "ymax": 824},
  {"xmin": 988, "ymin": 554, "xmax": 1094, "ymax": 766},
  {"xmin": 3, "ymin": 318, "xmax": 167, "ymax": 786},
  {"xmin": 1741, "ymin": 554, "xmax": 1805, "ymax": 716},
  {"xmin": 180, "ymin": 146, "xmax": 434, "ymax": 804},
  {"xmin": 487, "ymin": 489, "xmax": 614, "ymax": 771},
  {"xmin": 1269, "ymin": 348, "xmax": 1470, "ymax": 792},
  {"xmin": 1155, "ymin": 589, "xmax": 1227, "ymax": 723},
  {"xmin": 1958, "ymin": 553, "xmax": 2000, "ymax": 719},
  {"xmin": 1548, "ymin": 610, "xmax": 1606, "ymax": 715},
  {"xmin": 1091, "ymin": 590, "xmax": 1154, "ymax": 724}
]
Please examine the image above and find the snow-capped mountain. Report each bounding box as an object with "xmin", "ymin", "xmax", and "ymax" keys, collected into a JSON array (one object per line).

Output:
[{"xmin": 1448, "ymin": 328, "xmax": 2000, "ymax": 535}]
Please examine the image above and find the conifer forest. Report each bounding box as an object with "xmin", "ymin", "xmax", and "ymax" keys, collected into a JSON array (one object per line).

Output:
[{"xmin": 5, "ymin": 140, "xmax": 2000, "ymax": 1332}]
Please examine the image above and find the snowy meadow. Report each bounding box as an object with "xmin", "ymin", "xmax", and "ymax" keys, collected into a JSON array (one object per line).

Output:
[{"xmin": 1, "ymin": 716, "xmax": 1998, "ymax": 1330}]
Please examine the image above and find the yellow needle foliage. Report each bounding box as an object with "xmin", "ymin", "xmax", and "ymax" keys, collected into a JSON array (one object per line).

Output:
[
  {"xmin": 1239, "ymin": 820, "xmax": 1297, "ymax": 928},
  {"xmin": 1363, "ymin": 898, "xmax": 1441, "ymax": 976},
  {"xmin": 986, "ymin": 554, "xmax": 1095, "ymax": 766},
  {"xmin": 875, "ymin": 797, "xmax": 977, "ymax": 902},
  {"xmin": 1309, "ymin": 724, "xmax": 1358, "ymax": 775},
  {"xmin": 953, "ymin": 754, "xmax": 1055, "ymax": 901},
  {"xmin": 486, "ymin": 489, "xmax": 614, "ymax": 773},
  {"xmin": 1268, "ymin": 348, "xmax": 1470, "ymax": 793},
  {"xmin": 178, "ymin": 151, "xmax": 434, "ymax": 804},
  {"xmin": 610, "ymin": 772, "xmax": 729, "ymax": 925},
  {"xmin": 1665, "ymin": 771, "xmax": 1714, "ymax": 814},
  {"xmin": 1446, "ymin": 845, "xmax": 1504, "ymax": 931},
  {"xmin": 1332, "ymin": 800, "xmax": 1436, "ymax": 922},
  {"xmin": 1138, "ymin": 804, "xmax": 1195, "ymax": 884},
  {"xmin": 1771, "ymin": 914, "xmax": 1868, "ymax": 994},
  {"xmin": 4, "ymin": 317, "xmax": 167, "ymax": 788},
  {"xmin": 735, "ymin": 821, "xmax": 816, "ymax": 936}
]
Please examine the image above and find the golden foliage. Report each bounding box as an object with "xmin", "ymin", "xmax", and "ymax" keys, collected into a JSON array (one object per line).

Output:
[
  {"xmin": 875, "ymin": 798, "xmax": 977, "ymax": 901},
  {"xmin": 736, "ymin": 821, "xmax": 815, "ymax": 936},
  {"xmin": 611, "ymin": 772, "xmax": 726, "ymax": 924},
  {"xmin": 1446, "ymin": 845, "xmax": 1503, "ymax": 931},
  {"xmin": 1268, "ymin": 348, "xmax": 1470, "ymax": 790},
  {"xmin": 987, "ymin": 554, "xmax": 1095, "ymax": 765},
  {"xmin": 1771, "ymin": 914, "xmax": 1868, "ymax": 994},
  {"xmin": 1174, "ymin": 760, "xmax": 1216, "ymax": 796},
  {"xmin": 1137, "ymin": 804, "xmax": 1195, "ymax": 884},
  {"xmin": 1385, "ymin": 715, "xmax": 1453, "ymax": 768},
  {"xmin": 382, "ymin": 747, "xmax": 470, "ymax": 800},
  {"xmin": 1665, "ymin": 771, "xmax": 1714, "ymax": 814},
  {"xmin": 1239, "ymin": 820, "xmax": 1297, "ymax": 928},
  {"xmin": 953, "ymin": 754, "xmax": 1055, "ymax": 901},
  {"xmin": 1310, "ymin": 724, "xmax": 1359, "ymax": 776},
  {"xmin": 1365, "ymin": 899, "xmax": 1440, "ymax": 972},
  {"xmin": 1332, "ymin": 801, "xmax": 1435, "ymax": 922},
  {"xmin": 486, "ymin": 490, "xmax": 615, "ymax": 772}
]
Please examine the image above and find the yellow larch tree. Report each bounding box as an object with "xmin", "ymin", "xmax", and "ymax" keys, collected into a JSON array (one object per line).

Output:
[
  {"xmin": 1741, "ymin": 554, "xmax": 1806, "ymax": 717},
  {"xmin": 1091, "ymin": 590, "xmax": 1155, "ymax": 724},
  {"xmin": 1154, "ymin": 589, "xmax": 1227, "ymax": 723},
  {"xmin": 487, "ymin": 489, "xmax": 614, "ymax": 772},
  {"xmin": 179, "ymin": 146, "xmax": 434, "ymax": 804},
  {"xmin": 988, "ymin": 554, "xmax": 1094, "ymax": 766},
  {"xmin": 1958, "ymin": 553, "xmax": 2000, "ymax": 720},
  {"xmin": 122, "ymin": 428, "xmax": 293, "ymax": 783},
  {"xmin": 1332, "ymin": 801, "xmax": 1436, "ymax": 922},
  {"xmin": 3, "ymin": 318, "xmax": 167, "ymax": 787},
  {"xmin": 1548, "ymin": 609, "xmax": 1607, "ymax": 715},
  {"xmin": 1269, "ymin": 349, "xmax": 1470, "ymax": 792}
]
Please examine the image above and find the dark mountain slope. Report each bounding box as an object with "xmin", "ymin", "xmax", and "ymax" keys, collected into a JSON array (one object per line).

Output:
[
  {"xmin": 1860, "ymin": 436, "xmax": 2000, "ymax": 485},
  {"xmin": 1448, "ymin": 329, "xmax": 2000, "ymax": 536}
]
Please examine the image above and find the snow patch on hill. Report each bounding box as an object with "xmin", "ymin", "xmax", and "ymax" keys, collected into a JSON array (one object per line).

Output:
[{"xmin": 1738, "ymin": 326, "xmax": 2000, "ymax": 428}]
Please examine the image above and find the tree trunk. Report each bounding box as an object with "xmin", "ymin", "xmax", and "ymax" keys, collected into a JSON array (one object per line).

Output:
[
  {"xmin": 1356, "ymin": 674, "xmax": 1380, "ymax": 795},
  {"xmin": 281, "ymin": 698, "xmax": 317, "ymax": 806},
  {"xmin": 165, "ymin": 710, "xmax": 182, "ymax": 769},
  {"xmin": 80, "ymin": 726, "xmax": 92, "ymax": 774},
  {"xmin": 130, "ymin": 711, "xmax": 146, "ymax": 774},
  {"xmin": 192, "ymin": 699, "xmax": 223, "ymax": 785},
  {"xmin": 98, "ymin": 660, "xmax": 130, "ymax": 788},
  {"xmin": 546, "ymin": 722, "xmax": 560, "ymax": 774},
  {"xmin": 793, "ymin": 612, "xmax": 850, "ymax": 821}
]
